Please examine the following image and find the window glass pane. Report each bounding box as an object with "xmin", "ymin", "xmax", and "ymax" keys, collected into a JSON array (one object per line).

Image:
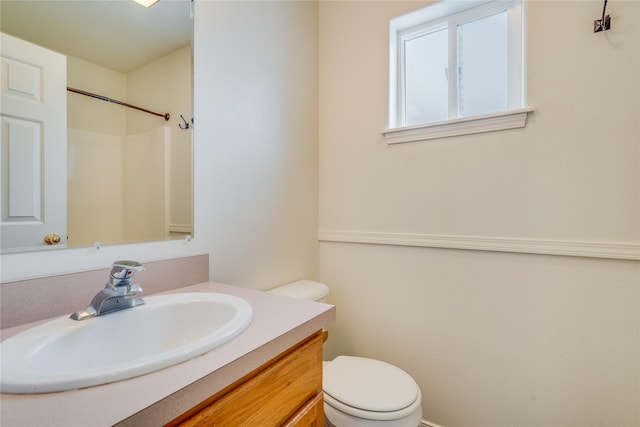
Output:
[
  {"xmin": 404, "ymin": 27, "xmax": 448, "ymax": 126},
  {"xmin": 458, "ymin": 11, "xmax": 508, "ymax": 117}
]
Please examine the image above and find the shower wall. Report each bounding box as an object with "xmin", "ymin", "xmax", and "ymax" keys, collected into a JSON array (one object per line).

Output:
[
  {"xmin": 67, "ymin": 56, "xmax": 126, "ymax": 246},
  {"xmin": 125, "ymin": 46, "xmax": 193, "ymax": 239},
  {"xmin": 67, "ymin": 128, "xmax": 124, "ymax": 246},
  {"xmin": 66, "ymin": 47, "xmax": 192, "ymax": 247}
]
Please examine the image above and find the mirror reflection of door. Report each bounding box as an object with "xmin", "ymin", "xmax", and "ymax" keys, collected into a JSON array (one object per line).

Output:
[{"xmin": 1, "ymin": 33, "xmax": 68, "ymax": 252}]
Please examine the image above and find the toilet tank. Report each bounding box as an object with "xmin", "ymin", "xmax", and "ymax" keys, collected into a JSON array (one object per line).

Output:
[{"xmin": 267, "ymin": 280, "xmax": 329, "ymax": 303}]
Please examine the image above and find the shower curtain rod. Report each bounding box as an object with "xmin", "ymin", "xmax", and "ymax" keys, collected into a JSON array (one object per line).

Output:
[{"xmin": 67, "ymin": 87, "xmax": 170, "ymax": 121}]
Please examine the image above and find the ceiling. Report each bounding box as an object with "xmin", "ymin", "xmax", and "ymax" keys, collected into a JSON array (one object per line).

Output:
[{"xmin": 0, "ymin": 0, "xmax": 192, "ymax": 74}]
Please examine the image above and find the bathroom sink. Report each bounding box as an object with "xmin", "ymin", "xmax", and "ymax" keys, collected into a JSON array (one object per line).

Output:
[{"xmin": 0, "ymin": 292, "xmax": 253, "ymax": 394}]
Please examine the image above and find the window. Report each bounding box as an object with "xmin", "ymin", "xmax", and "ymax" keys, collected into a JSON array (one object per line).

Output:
[{"xmin": 385, "ymin": 0, "xmax": 531, "ymax": 143}]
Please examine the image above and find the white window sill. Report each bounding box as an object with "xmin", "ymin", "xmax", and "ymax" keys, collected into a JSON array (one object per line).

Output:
[{"xmin": 382, "ymin": 107, "xmax": 534, "ymax": 144}]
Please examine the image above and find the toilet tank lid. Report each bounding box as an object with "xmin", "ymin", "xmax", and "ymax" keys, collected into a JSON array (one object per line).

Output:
[{"xmin": 267, "ymin": 280, "xmax": 329, "ymax": 302}]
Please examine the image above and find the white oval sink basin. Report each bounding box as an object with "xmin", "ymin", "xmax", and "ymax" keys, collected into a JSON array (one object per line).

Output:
[{"xmin": 0, "ymin": 292, "xmax": 253, "ymax": 394}]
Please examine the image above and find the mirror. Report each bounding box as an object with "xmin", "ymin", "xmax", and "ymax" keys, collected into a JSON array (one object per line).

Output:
[{"xmin": 0, "ymin": 0, "xmax": 193, "ymax": 252}]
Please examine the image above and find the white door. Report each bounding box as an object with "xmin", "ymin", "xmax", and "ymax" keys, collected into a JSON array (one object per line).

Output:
[{"xmin": 1, "ymin": 32, "xmax": 67, "ymax": 252}]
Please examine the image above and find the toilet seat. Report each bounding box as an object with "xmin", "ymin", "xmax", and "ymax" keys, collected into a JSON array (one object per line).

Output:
[{"xmin": 323, "ymin": 356, "xmax": 422, "ymax": 421}]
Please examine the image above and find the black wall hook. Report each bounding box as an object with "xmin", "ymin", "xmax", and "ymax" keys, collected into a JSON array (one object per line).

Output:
[
  {"xmin": 179, "ymin": 114, "xmax": 193, "ymax": 130},
  {"xmin": 594, "ymin": 0, "xmax": 611, "ymax": 33}
]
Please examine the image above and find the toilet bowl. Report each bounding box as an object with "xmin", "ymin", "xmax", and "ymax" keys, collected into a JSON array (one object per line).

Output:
[
  {"xmin": 323, "ymin": 356, "xmax": 422, "ymax": 427},
  {"xmin": 267, "ymin": 280, "xmax": 422, "ymax": 427}
]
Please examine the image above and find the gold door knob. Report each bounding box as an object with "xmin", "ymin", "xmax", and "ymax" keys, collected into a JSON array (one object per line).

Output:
[{"xmin": 44, "ymin": 233, "xmax": 62, "ymax": 245}]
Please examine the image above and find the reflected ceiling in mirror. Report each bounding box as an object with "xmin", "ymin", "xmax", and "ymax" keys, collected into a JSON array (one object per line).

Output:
[
  {"xmin": 0, "ymin": 0, "xmax": 194, "ymax": 253},
  {"xmin": 1, "ymin": 0, "xmax": 192, "ymax": 74}
]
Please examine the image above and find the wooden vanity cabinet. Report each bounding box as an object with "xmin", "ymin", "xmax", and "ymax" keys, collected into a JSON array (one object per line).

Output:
[{"xmin": 168, "ymin": 330, "xmax": 325, "ymax": 427}]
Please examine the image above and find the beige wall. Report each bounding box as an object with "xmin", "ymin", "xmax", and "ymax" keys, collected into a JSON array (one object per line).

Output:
[
  {"xmin": 193, "ymin": 0, "xmax": 319, "ymax": 287},
  {"xmin": 67, "ymin": 55, "xmax": 126, "ymax": 135},
  {"xmin": 126, "ymin": 46, "xmax": 192, "ymax": 135},
  {"xmin": 319, "ymin": 1, "xmax": 639, "ymax": 426}
]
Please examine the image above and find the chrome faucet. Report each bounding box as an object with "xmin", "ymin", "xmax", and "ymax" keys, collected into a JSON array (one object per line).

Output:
[{"xmin": 70, "ymin": 261, "xmax": 146, "ymax": 321}]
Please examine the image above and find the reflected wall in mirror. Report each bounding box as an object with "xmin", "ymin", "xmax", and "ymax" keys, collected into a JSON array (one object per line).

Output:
[{"xmin": 0, "ymin": 0, "xmax": 193, "ymax": 253}]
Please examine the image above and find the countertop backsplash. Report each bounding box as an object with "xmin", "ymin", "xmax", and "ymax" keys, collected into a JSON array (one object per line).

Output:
[{"xmin": 0, "ymin": 254, "xmax": 209, "ymax": 329}]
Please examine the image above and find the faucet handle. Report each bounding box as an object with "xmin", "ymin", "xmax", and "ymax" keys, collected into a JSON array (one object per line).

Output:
[{"xmin": 110, "ymin": 260, "xmax": 145, "ymax": 287}]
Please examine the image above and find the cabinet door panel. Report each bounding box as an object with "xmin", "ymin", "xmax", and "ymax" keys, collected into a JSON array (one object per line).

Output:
[
  {"xmin": 179, "ymin": 332, "xmax": 323, "ymax": 427},
  {"xmin": 283, "ymin": 392, "xmax": 324, "ymax": 427}
]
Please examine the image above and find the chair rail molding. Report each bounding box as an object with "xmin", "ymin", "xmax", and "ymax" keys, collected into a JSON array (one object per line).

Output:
[{"xmin": 318, "ymin": 229, "xmax": 640, "ymax": 261}]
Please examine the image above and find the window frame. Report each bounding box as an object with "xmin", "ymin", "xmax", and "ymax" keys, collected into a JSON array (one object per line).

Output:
[{"xmin": 385, "ymin": 0, "xmax": 531, "ymax": 143}]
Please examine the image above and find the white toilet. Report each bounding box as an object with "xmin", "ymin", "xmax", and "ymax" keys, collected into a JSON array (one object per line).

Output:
[{"xmin": 267, "ymin": 280, "xmax": 423, "ymax": 427}]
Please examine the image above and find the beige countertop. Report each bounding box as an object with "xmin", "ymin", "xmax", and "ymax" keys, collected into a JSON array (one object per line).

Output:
[{"xmin": 0, "ymin": 282, "xmax": 336, "ymax": 427}]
